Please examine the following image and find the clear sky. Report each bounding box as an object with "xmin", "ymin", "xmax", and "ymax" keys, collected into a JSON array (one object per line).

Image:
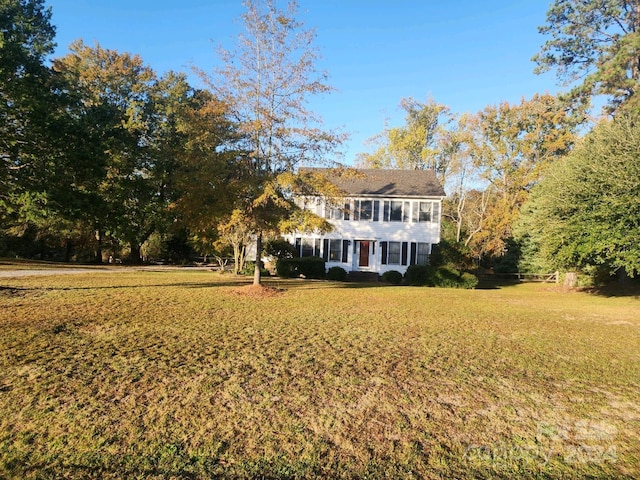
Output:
[{"xmin": 45, "ymin": 0, "xmax": 563, "ymax": 164}]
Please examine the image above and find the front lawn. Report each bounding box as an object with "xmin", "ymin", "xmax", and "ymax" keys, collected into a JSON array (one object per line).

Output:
[{"xmin": 1, "ymin": 270, "xmax": 638, "ymax": 478}]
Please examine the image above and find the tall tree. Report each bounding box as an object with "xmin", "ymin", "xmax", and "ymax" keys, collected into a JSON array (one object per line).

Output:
[
  {"xmin": 467, "ymin": 93, "xmax": 580, "ymax": 258},
  {"xmin": 518, "ymin": 111, "xmax": 640, "ymax": 277},
  {"xmin": 53, "ymin": 41, "xmax": 188, "ymax": 262},
  {"xmin": 170, "ymin": 89, "xmax": 239, "ymax": 232},
  {"xmin": 357, "ymin": 97, "xmax": 455, "ymax": 182},
  {"xmin": 204, "ymin": 0, "xmax": 342, "ymax": 285},
  {"xmin": 0, "ymin": 0, "xmax": 56, "ymax": 224},
  {"xmin": 533, "ymin": 0, "xmax": 640, "ymax": 113}
]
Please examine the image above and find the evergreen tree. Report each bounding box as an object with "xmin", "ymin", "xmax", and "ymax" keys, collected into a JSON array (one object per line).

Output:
[{"xmin": 518, "ymin": 111, "xmax": 640, "ymax": 277}]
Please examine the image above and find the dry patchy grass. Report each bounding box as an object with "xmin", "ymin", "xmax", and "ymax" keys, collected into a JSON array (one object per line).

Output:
[{"xmin": 0, "ymin": 271, "xmax": 639, "ymax": 478}]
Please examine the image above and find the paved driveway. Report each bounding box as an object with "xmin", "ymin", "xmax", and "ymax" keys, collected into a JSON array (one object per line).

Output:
[
  {"xmin": 0, "ymin": 266, "xmax": 212, "ymax": 278},
  {"xmin": 0, "ymin": 268, "xmax": 125, "ymax": 278}
]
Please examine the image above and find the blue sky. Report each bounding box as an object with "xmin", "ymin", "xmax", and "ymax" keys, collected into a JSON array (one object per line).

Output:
[{"xmin": 46, "ymin": 1, "xmax": 562, "ymax": 163}]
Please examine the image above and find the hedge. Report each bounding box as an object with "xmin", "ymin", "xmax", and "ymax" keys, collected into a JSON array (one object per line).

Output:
[
  {"xmin": 404, "ymin": 264, "xmax": 478, "ymax": 289},
  {"xmin": 276, "ymin": 257, "xmax": 326, "ymax": 279}
]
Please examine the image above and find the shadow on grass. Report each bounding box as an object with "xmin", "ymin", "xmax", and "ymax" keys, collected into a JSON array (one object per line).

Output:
[
  {"xmin": 585, "ymin": 281, "xmax": 640, "ymax": 298},
  {"xmin": 3, "ymin": 275, "xmax": 537, "ymax": 293},
  {"xmin": 474, "ymin": 277, "xmax": 521, "ymax": 290},
  {"xmin": 0, "ymin": 278, "xmax": 379, "ymax": 293},
  {"xmin": 0, "ymin": 281, "xmax": 251, "ymax": 292}
]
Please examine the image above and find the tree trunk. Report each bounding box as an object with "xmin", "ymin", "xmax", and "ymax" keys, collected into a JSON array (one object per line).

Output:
[
  {"xmin": 239, "ymin": 245, "xmax": 246, "ymax": 273},
  {"xmin": 563, "ymin": 272, "xmax": 578, "ymax": 288},
  {"xmin": 94, "ymin": 229, "xmax": 103, "ymax": 264},
  {"xmin": 129, "ymin": 242, "xmax": 143, "ymax": 264},
  {"xmin": 253, "ymin": 231, "xmax": 263, "ymax": 286},
  {"xmin": 233, "ymin": 243, "xmax": 241, "ymax": 275},
  {"xmin": 64, "ymin": 240, "xmax": 73, "ymax": 263}
]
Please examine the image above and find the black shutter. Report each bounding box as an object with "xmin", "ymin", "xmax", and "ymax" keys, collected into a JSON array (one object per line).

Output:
[
  {"xmin": 322, "ymin": 239, "xmax": 329, "ymax": 261},
  {"xmin": 410, "ymin": 242, "xmax": 417, "ymax": 265},
  {"xmin": 344, "ymin": 202, "xmax": 350, "ymax": 221},
  {"xmin": 373, "ymin": 201, "xmax": 379, "ymax": 221},
  {"xmin": 381, "ymin": 241, "xmax": 388, "ymax": 265},
  {"xmin": 401, "ymin": 242, "xmax": 408, "ymax": 266}
]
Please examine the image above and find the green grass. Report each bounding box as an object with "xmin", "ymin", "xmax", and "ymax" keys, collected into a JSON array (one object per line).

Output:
[{"xmin": 1, "ymin": 269, "xmax": 639, "ymax": 478}]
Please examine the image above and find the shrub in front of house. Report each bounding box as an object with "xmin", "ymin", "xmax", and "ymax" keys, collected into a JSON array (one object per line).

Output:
[
  {"xmin": 276, "ymin": 257, "xmax": 326, "ymax": 279},
  {"xmin": 404, "ymin": 264, "xmax": 478, "ymax": 289},
  {"xmin": 459, "ymin": 272, "xmax": 479, "ymax": 289},
  {"xmin": 404, "ymin": 265, "xmax": 435, "ymax": 286},
  {"xmin": 275, "ymin": 258, "xmax": 297, "ymax": 278},
  {"xmin": 326, "ymin": 266, "xmax": 348, "ymax": 281},
  {"xmin": 431, "ymin": 265, "xmax": 462, "ymax": 288},
  {"xmin": 381, "ymin": 270, "xmax": 403, "ymax": 285}
]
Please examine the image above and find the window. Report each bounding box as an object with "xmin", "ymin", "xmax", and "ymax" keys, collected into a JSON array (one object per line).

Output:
[
  {"xmin": 329, "ymin": 239, "xmax": 342, "ymax": 261},
  {"xmin": 390, "ymin": 201, "xmax": 403, "ymax": 221},
  {"xmin": 403, "ymin": 201, "xmax": 411, "ymax": 222},
  {"xmin": 360, "ymin": 200, "xmax": 372, "ymax": 220},
  {"xmin": 412, "ymin": 201, "xmax": 432, "ymax": 222},
  {"xmin": 387, "ymin": 241, "xmax": 401, "ymax": 264},
  {"xmin": 296, "ymin": 237, "xmax": 320, "ymax": 257},
  {"xmin": 382, "ymin": 241, "xmax": 409, "ymax": 265},
  {"xmin": 382, "ymin": 200, "xmax": 409, "ymax": 222},
  {"xmin": 327, "ymin": 205, "xmax": 343, "ymax": 220},
  {"xmin": 344, "ymin": 201, "xmax": 351, "ymax": 220},
  {"xmin": 354, "ymin": 200, "xmax": 372, "ymax": 221},
  {"xmin": 301, "ymin": 238, "xmax": 314, "ymax": 257},
  {"xmin": 351, "ymin": 200, "xmax": 380, "ymax": 221},
  {"xmin": 417, "ymin": 242, "xmax": 429, "ymax": 265},
  {"xmin": 323, "ymin": 239, "xmax": 349, "ymax": 263},
  {"xmin": 432, "ymin": 201, "xmax": 440, "ymax": 223}
]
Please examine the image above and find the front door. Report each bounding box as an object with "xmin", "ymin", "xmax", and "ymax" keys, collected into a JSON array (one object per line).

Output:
[{"xmin": 359, "ymin": 241, "xmax": 370, "ymax": 267}]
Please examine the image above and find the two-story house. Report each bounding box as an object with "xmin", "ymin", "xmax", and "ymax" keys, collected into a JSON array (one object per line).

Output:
[{"xmin": 287, "ymin": 168, "xmax": 446, "ymax": 275}]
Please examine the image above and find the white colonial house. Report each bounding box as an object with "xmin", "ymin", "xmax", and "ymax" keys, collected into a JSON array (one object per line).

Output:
[{"xmin": 286, "ymin": 168, "xmax": 446, "ymax": 275}]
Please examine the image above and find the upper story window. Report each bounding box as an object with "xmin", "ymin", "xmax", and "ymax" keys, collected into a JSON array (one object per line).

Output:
[
  {"xmin": 326, "ymin": 205, "xmax": 343, "ymax": 220},
  {"xmin": 412, "ymin": 201, "xmax": 432, "ymax": 222},
  {"xmin": 327, "ymin": 198, "xmax": 440, "ymax": 224},
  {"xmin": 353, "ymin": 200, "xmax": 380, "ymax": 221},
  {"xmin": 382, "ymin": 200, "xmax": 411, "ymax": 222}
]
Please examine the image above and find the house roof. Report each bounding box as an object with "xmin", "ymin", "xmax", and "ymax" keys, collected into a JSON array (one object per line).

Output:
[{"xmin": 300, "ymin": 167, "xmax": 446, "ymax": 198}]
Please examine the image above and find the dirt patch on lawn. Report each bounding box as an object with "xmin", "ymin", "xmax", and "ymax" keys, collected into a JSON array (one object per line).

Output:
[{"xmin": 230, "ymin": 284, "xmax": 285, "ymax": 298}]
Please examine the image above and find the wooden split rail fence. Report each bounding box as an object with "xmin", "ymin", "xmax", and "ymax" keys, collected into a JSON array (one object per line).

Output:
[{"xmin": 495, "ymin": 272, "xmax": 559, "ymax": 283}]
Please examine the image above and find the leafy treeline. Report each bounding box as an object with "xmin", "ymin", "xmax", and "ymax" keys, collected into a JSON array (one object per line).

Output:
[
  {"xmin": 358, "ymin": 0, "xmax": 640, "ymax": 280},
  {"xmin": 1, "ymin": 0, "xmax": 339, "ymax": 271},
  {"xmin": 1, "ymin": 1, "xmax": 227, "ymax": 262}
]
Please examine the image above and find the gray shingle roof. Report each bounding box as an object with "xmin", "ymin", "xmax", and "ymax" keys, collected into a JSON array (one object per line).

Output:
[{"xmin": 300, "ymin": 167, "xmax": 446, "ymax": 198}]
